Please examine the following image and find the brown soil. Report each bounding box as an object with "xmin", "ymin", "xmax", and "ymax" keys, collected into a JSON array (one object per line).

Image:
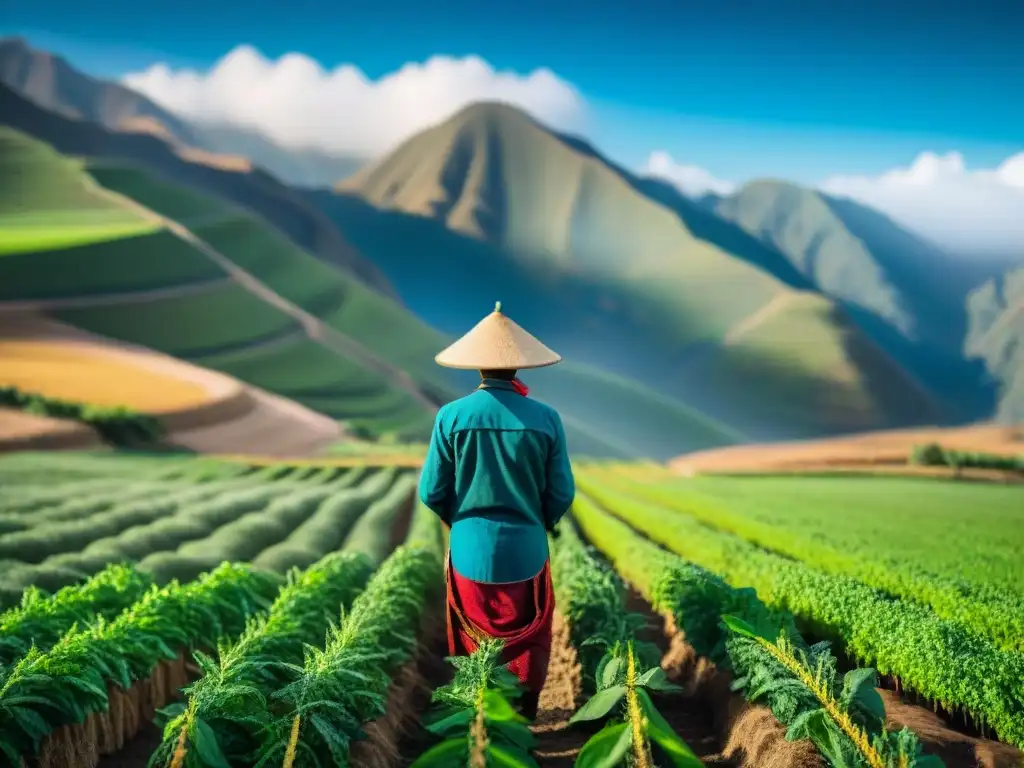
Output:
[
  {"xmin": 349, "ymin": 607, "xmax": 446, "ymax": 768},
  {"xmin": 879, "ymin": 690, "xmax": 1023, "ymax": 768},
  {"xmin": 0, "ymin": 312, "xmax": 343, "ymax": 457},
  {"xmin": 19, "ymin": 654, "xmax": 193, "ymax": 768},
  {"xmin": 0, "ymin": 407, "xmax": 105, "ymax": 452},
  {"xmin": 670, "ymin": 423, "xmax": 1024, "ymax": 482}
]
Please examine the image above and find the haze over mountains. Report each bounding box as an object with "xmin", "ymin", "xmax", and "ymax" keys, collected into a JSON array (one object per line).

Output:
[{"xmin": 2, "ymin": 36, "xmax": 1021, "ymax": 457}]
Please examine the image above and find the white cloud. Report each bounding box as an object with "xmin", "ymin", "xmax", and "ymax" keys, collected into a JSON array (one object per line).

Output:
[
  {"xmin": 821, "ymin": 151, "xmax": 1024, "ymax": 255},
  {"xmin": 642, "ymin": 151, "xmax": 736, "ymax": 196},
  {"xmin": 122, "ymin": 45, "xmax": 586, "ymax": 158}
]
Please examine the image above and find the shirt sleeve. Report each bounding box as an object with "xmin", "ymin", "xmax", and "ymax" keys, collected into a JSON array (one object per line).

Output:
[
  {"xmin": 542, "ymin": 411, "xmax": 575, "ymax": 529},
  {"xmin": 418, "ymin": 410, "xmax": 455, "ymax": 524}
]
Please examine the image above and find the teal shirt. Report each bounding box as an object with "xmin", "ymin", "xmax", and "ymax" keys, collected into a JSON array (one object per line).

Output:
[{"xmin": 418, "ymin": 379, "xmax": 575, "ymax": 584}]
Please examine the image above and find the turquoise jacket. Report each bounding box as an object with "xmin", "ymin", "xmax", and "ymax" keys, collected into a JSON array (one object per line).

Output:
[{"xmin": 418, "ymin": 378, "xmax": 576, "ymax": 584}]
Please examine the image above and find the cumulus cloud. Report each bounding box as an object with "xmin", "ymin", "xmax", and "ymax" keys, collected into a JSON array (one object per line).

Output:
[
  {"xmin": 821, "ymin": 151, "xmax": 1024, "ymax": 254},
  {"xmin": 122, "ymin": 45, "xmax": 586, "ymax": 157},
  {"xmin": 642, "ymin": 151, "xmax": 736, "ymax": 196}
]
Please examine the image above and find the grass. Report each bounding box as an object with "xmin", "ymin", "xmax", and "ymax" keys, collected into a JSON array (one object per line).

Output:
[
  {"xmin": 0, "ymin": 218, "xmax": 160, "ymax": 256},
  {"xmin": 615, "ymin": 473, "xmax": 1024, "ymax": 596},
  {"xmin": 0, "ymin": 340, "xmax": 211, "ymax": 413},
  {"xmin": 85, "ymin": 162, "xmax": 234, "ymax": 223},
  {"xmin": 55, "ymin": 283, "xmax": 299, "ymax": 357}
]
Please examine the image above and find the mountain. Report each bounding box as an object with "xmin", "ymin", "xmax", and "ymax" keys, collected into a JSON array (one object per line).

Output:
[
  {"xmin": 1, "ymin": 41, "xmax": 998, "ymax": 456},
  {"xmin": 325, "ymin": 101, "xmax": 944, "ymax": 440},
  {"xmin": 706, "ymin": 181, "xmax": 1001, "ymax": 418},
  {"xmin": 0, "ymin": 37, "xmax": 366, "ymax": 188},
  {"xmin": 966, "ymin": 266, "xmax": 1024, "ymax": 422},
  {"xmin": 0, "ymin": 82, "xmax": 732, "ymax": 459},
  {"xmin": 0, "ymin": 126, "xmax": 446, "ymax": 441},
  {"xmin": 0, "ymin": 79, "xmax": 396, "ymax": 298}
]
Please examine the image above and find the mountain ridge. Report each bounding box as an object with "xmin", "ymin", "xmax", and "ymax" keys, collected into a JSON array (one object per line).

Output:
[{"xmin": 328, "ymin": 101, "xmax": 948, "ymax": 438}]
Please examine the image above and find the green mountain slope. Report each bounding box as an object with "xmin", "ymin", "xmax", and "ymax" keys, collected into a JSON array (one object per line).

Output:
[
  {"xmin": 0, "ymin": 68, "xmax": 747, "ymax": 458},
  {"xmin": 0, "ymin": 126, "xmax": 636, "ymax": 457},
  {"xmin": 966, "ymin": 267, "xmax": 1024, "ymax": 422},
  {"xmin": 707, "ymin": 181, "xmax": 999, "ymax": 417},
  {"xmin": 326, "ymin": 102, "xmax": 945, "ymax": 439},
  {"xmin": 0, "ymin": 78, "xmax": 395, "ymax": 298},
  {"xmin": 0, "ymin": 127, "xmax": 439, "ymax": 439}
]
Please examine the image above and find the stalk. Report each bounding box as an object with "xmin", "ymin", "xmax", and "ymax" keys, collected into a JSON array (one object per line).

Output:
[
  {"xmin": 755, "ymin": 634, "xmax": 886, "ymax": 768},
  {"xmin": 624, "ymin": 642, "xmax": 652, "ymax": 768},
  {"xmin": 468, "ymin": 681, "xmax": 489, "ymax": 768},
  {"xmin": 283, "ymin": 714, "xmax": 302, "ymax": 768}
]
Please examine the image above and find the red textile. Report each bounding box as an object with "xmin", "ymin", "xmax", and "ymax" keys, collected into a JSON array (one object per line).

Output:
[
  {"xmin": 446, "ymin": 555, "xmax": 554, "ymax": 693},
  {"xmin": 510, "ymin": 378, "xmax": 530, "ymax": 397}
]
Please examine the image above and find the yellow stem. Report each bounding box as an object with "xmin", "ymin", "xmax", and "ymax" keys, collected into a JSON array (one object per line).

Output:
[
  {"xmin": 755, "ymin": 636, "xmax": 886, "ymax": 768},
  {"xmin": 625, "ymin": 644, "xmax": 652, "ymax": 768},
  {"xmin": 469, "ymin": 682, "xmax": 489, "ymax": 768},
  {"xmin": 169, "ymin": 725, "xmax": 188, "ymax": 768},
  {"xmin": 283, "ymin": 714, "xmax": 301, "ymax": 768}
]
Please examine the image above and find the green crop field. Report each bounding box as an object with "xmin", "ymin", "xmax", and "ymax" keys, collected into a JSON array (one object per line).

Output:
[{"xmin": 1, "ymin": 450, "xmax": 1019, "ymax": 768}]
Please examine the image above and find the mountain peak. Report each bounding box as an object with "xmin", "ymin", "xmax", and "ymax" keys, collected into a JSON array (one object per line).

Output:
[{"xmin": 445, "ymin": 100, "xmax": 537, "ymax": 127}]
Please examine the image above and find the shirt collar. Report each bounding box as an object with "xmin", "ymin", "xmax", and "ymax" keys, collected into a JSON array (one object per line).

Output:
[{"xmin": 478, "ymin": 378, "xmax": 516, "ymax": 392}]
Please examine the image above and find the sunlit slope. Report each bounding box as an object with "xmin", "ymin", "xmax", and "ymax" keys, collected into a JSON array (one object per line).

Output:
[
  {"xmin": 712, "ymin": 180, "xmax": 994, "ymax": 417},
  {"xmin": 675, "ymin": 292, "xmax": 939, "ymax": 436},
  {"xmin": 331, "ymin": 102, "xmax": 940, "ymax": 439},
  {"xmin": 0, "ymin": 131, "xmax": 436, "ymax": 439}
]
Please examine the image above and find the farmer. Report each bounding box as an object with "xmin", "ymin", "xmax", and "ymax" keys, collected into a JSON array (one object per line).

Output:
[{"xmin": 418, "ymin": 301, "xmax": 575, "ymax": 720}]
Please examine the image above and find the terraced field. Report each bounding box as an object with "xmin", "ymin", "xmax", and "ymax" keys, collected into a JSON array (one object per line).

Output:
[
  {"xmin": 0, "ymin": 130, "xmax": 445, "ymax": 441},
  {"xmin": 1, "ymin": 451, "xmax": 1020, "ymax": 768}
]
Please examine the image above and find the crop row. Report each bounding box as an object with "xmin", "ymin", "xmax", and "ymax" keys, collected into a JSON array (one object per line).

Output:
[
  {"xmin": 0, "ymin": 489, "xmax": 438, "ymax": 768},
  {"xmin": 575, "ymin": 479, "xmax": 1024, "ymax": 748},
  {"xmin": 254, "ymin": 509, "xmax": 444, "ymax": 767},
  {"xmin": 570, "ymin": 493, "xmax": 944, "ymax": 768},
  {"xmin": 550, "ymin": 520, "xmax": 703, "ymax": 768},
  {"xmin": 585, "ymin": 471, "xmax": 1024, "ymax": 653},
  {"xmin": 151, "ymin": 550, "xmax": 376, "ymax": 767},
  {"xmin": 0, "ymin": 562, "xmax": 280, "ymax": 767},
  {"xmin": 0, "ymin": 469, "xmax": 403, "ymax": 604}
]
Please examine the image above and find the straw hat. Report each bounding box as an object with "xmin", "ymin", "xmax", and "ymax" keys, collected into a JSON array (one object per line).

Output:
[{"xmin": 434, "ymin": 302, "xmax": 562, "ymax": 370}]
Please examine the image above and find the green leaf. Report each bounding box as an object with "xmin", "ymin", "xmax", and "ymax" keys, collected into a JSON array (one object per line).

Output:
[
  {"xmin": 408, "ymin": 736, "xmax": 470, "ymax": 767},
  {"xmin": 635, "ymin": 689, "xmax": 679, "ymax": 740},
  {"xmin": 490, "ymin": 719, "xmax": 537, "ymax": 751},
  {"xmin": 720, "ymin": 614, "xmax": 765, "ymax": 639},
  {"xmin": 569, "ymin": 685, "xmax": 627, "ymax": 724},
  {"xmin": 575, "ymin": 722, "xmax": 632, "ymax": 768},
  {"xmin": 484, "ymin": 690, "xmax": 529, "ymax": 724},
  {"xmin": 637, "ymin": 667, "xmax": 683, "ymax": 693},
  {"xmin": 424, "ymin": 707, "xmax": 474, "ymax": 736},
  {"xmin": 792, "ymin": 710, "xmax": 853, "ymax": 768},
  {"xmin": 841, "ymin": 668, "xmax": 885, "ymax": 725},
  {"xmin": 600, "ymin": 656, "xmax": 623, "ymax": 689},
  {"xmin": 489, "ymin": 742, "xmax": 543, "ymax": 768},
  {"xmin": 192, "ymin": 717, "xmax": 232, "ymax": 768}
]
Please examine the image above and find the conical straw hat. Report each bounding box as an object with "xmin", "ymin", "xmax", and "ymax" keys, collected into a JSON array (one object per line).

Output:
[{"xmin": 435, "ymin": 302, "xmax": 562, "ymax": 370}]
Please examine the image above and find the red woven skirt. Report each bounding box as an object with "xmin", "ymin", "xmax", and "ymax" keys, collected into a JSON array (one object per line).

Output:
[{"xmin": 446, "ymin": 554, "xmax": 555, "ymax": 694}]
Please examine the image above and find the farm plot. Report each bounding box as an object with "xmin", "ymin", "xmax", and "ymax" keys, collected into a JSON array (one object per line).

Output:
[
  {"xmin": 574, "ymin": 472, "xmax": 1024, "ymax": 754},
  {"xmin": 7, "ymin": 450, "xmax": 1015, "ymax": 768},
  {"xmin": 0, "ymin": 451, "xmax": 444, "ymax": 768}
]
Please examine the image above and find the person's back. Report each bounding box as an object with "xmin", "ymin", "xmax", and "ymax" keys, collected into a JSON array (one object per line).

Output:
[
  {"xmin": 420, "ymin": 376, "xmax": 574, "ymax": 584},
  {"xmin": 417, "ymin": 302, "xmax": 575, "ymax": 720}
]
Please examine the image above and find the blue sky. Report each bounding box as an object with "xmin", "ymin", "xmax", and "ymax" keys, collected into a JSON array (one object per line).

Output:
[{"xmin": 5, "ymin": 0, "xmax": 1022, "ymax": 183}]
